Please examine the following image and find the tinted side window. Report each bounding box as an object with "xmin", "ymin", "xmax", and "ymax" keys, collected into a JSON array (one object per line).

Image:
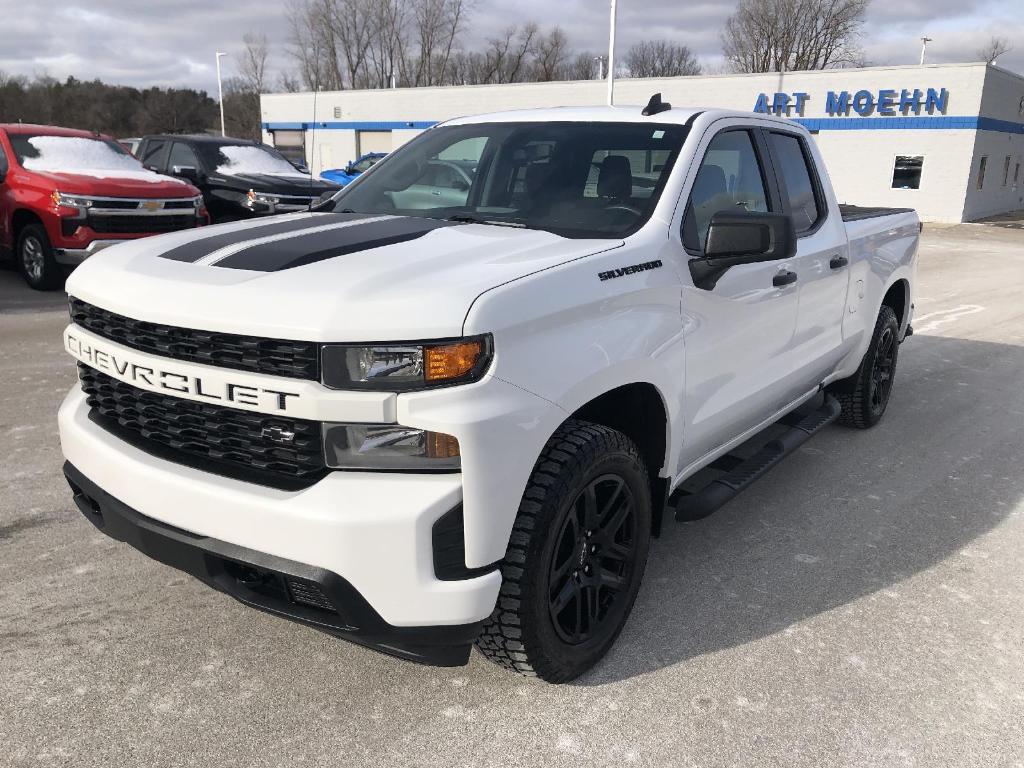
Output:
[
  {"xmin": 768, "ymin": 132, "xmax": 822, "ymax": 232},
  {"xmin": 684, "ymin": 130, "xmax": 770, "ymax": 251},
  {"xmin": 0, "ymin": 137, "xmax": 8, "ymax": 176},
  {"xmin": 141, "ymin": 140, "xmax": 169, "ymax": 171},
  {"xmin": 168, "ymin": 142, "xmax": 199, "ymax": 170}
]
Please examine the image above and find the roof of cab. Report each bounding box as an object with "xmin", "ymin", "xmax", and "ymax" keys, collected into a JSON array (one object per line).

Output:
[{"xmin": 441, "ymin": 105, "xmax": 803, "ymax": 129}]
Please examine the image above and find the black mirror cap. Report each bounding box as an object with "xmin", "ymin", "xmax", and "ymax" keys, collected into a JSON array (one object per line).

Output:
[
  {"xmin": 704, "ymin": 211, "xmax": 796, "ymax": 261},
  {"xmin": 690, "ymin": 212, "xmax": 796, "ymax": 290},
  {"xmin": 171, "ymin": 165, "xmax": 201, "ymax": 182}
]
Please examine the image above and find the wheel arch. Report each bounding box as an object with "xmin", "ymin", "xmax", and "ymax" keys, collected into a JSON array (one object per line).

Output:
[
  {"xmin": 569, "ymin": 382, "xmax": 671, "ymax": 537},
  {"xmin": 11, "ymin": 208, "xmax": 45, "ymax": 241},
  {"xmin": 881, "ymin": 278, "xmax": 910, "ymax": 330}
]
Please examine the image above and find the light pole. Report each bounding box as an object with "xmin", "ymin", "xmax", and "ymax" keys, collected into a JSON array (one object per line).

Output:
[
  {"xmin": 919, "ymin": 37, "xmax": 932, "ymax": 66},
  {"xmin": 606, "ymin": 0, "xmax": 618, "ymax": 105},
  {"xmin": 594, "ymin": 56, "xmax": 605, "ymax": 80},
  {"xmin": 215, "ymin": 51, "xmax": 227, "ymax": 137}
]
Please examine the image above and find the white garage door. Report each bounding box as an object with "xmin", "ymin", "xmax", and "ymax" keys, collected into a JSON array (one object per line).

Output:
[{"xmin": 357, "ymin": 131, "xmax": 392, "ymax": 155}]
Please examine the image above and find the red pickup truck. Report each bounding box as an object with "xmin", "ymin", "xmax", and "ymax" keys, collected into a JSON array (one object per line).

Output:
[{"xmin": 0, "ymin": 124, "xmax": 208, "ymax": 290}]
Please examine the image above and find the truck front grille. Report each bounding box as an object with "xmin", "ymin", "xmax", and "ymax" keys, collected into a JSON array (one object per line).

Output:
[
  {"xmin": 88, "ymin": 213, "xmax": 197, "ymax": 234},
  {"xmin": 69, "ymin": 297, "xmax": 320, "ymax": 380},
  {"xmin": 79, "ymin": 365, "xmax": 327, "ymax": 488}
]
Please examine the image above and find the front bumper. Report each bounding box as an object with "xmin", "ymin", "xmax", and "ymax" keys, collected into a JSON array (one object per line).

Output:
[
  {"xmin": 58, "ymin": 387, "xmax": 502, "ymax": 661},
  {"xmin": 53, "ymin": 239, "xmax": 127, "ymax": 266},
  {"xmin": 63, "ymin": 462, "xmax": 484, "ymax": 666}
]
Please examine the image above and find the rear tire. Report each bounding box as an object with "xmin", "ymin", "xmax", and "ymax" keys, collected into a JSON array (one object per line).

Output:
[
  {"xmin": 828, "ymin": 305, "xmax": 900, "ymax": 429},
  {"xmin": 17, "ymin": 223, "xmax": 63, "ymax": 291},
  {"xmin": 475, "ymin": 420, "xmax": 652, "ymax": 682}
]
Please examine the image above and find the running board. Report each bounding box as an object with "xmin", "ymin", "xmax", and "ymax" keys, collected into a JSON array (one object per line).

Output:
[{"xmin": 673, "ymin": 394, "xmax": 842, "ymax": 522}]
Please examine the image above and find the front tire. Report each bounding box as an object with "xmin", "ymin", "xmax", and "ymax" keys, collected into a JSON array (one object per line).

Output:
[
  {"xmin": 17, "ymin": 223, "xmax": 63, "ymax": 291},
  {"xmin": 476, "ymin": 420, "xmax": 652, "ymax": 682},
  {"xmin": 829, "ymin": 305, "xmax": 900, "ymax": 429}
]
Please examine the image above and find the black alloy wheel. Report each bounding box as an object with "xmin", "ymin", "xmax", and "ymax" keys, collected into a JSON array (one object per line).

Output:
[
  {"xmin": 547, "ymin": 474, "xmax": 637, "ymax": 645},
  {"xmin": 869, "ymin": 324, "xmax": 897, "ymax": 416}
]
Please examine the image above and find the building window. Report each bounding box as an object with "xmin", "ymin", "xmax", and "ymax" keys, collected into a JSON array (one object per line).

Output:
[
  {"xmin": 976, "ymin": 156, "xmax": 987, "ymax": 190},
  {"xmin": 891, "ymin": 156, "xmax": 924, "ymax": 190},
  {"xmin": 271, "ymin": 129, "xmax": 306, "ymax": 166},
  {"xmin": 1003, "ymin": 155, "xmax": 1012, "ymax": 186},
  {"xmin": 1015, "ymin": 162, "xmax": 1021, "ymax": 185}
]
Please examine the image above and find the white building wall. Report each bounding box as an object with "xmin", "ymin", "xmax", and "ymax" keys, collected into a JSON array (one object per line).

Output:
[
  {"xmin": 963, "ymin": 66, "xmax": 1024, "ymax": 220},
  {"xmin": 262, "ymin": 63, "xmax": 1023, "ymax": 222}
]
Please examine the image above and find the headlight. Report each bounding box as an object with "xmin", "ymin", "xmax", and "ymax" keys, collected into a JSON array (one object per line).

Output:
[
  {"xmin": 52, "ymin": 191, "xmax": 93, "ymax": 212},
  {"xmin": 321, "ymin": 336, "xmax": 492, "ymax": 391},
  {"xmin": 323, "ymin": 423, "xmax": 460, "ymax": 470},
  {"xmin": 247, "ymin": 189, "xmax": 280, "ymax": 206}
]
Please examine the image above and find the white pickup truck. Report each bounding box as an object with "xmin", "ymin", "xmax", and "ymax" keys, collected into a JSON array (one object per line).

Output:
[{"xmin": 58, "ymin": 99, "xmax": 918, "ymax": 682}]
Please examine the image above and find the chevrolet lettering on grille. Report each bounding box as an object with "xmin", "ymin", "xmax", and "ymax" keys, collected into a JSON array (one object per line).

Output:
[{"xmin": 64, "ymin": 329, "xmax": 300, "ymax": 413}]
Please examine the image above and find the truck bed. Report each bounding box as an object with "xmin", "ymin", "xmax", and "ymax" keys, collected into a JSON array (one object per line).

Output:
[{"xmin": 840, "ymin": 204, "xmax": 915, "ymax": 222}]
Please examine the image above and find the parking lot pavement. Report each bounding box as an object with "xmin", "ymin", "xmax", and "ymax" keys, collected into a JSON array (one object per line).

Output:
[
  {"xmin": 0, "ymin": 263, "xmax": 69, "ymax": 314},
  {"xmin": 1, "ymin": 224, "xmax": 1022, "ymax": 768}
]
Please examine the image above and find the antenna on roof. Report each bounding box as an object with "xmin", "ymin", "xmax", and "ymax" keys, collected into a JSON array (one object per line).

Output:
[{"xmin": 642, "ymin": 93, "xmax": 672, "ymax": 116}]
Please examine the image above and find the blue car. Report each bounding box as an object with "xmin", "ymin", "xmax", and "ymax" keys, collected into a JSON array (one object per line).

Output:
[{"xmin": 320, "ymin": 152, "xmax": 387, "ymax": 186}]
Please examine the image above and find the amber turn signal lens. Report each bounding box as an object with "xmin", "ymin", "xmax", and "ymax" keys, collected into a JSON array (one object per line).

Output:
[
  {"xmin": 424, "ymin": 341, "xmax": 483, "ymax": 382},
  {"xmin": 425, "ymin": 431, "xmax": 461, "ymax": 459}
]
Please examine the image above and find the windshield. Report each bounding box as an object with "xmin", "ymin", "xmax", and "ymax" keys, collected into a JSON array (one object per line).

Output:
[
  {"xmin": 352, "ymin": 155, "xmax": 382, "ymax": 173},
  {"xmin": 330, "ymin": 121, "xmax": 688, "ymax": 238},
  {"xmin": 204, "ymin": 143, "xmax": 308, "ymax": 178},
  {"xmin": 10, "ymin": 134, "xmax": 143, "ymax": 173}
]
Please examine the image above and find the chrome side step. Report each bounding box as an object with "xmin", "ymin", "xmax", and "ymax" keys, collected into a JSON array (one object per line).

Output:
[{"xmin": 673, "ymin": 394, "xmax": 842, "ymax": 522}]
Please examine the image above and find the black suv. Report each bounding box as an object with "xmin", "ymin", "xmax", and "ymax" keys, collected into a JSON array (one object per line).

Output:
[{"xmin": 136, "ymin": 135, "xmax": 340, "ymax": 223}]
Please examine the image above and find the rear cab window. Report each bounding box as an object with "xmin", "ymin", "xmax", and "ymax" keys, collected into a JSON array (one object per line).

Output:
[{"xmin": 767, "ymin": 131, "xmax": 825, "ymax": 233}]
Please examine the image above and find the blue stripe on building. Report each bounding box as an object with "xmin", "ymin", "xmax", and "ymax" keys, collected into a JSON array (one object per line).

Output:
[{"xmin": 264, "ymin": 116, "xmax": 1024, "ymax": 135}]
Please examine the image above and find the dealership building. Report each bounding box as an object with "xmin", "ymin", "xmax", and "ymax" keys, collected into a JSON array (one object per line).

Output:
[{"xmin": 261, "ymin": 62, "xmax": 1024, "ymax": 223}]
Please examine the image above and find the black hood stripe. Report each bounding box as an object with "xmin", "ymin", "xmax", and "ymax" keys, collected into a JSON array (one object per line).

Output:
[
  {"xmin": 158, "ymin": 212, "xmax": 376, "ymax": 263},
  {"xmin": 212, "ymin": 216, "xmax": 456, "ymax": 272}
]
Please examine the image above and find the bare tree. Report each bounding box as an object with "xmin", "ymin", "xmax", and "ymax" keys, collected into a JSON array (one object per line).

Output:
[
  {"xmin": 624, "ymin": 41, "xmax": 701, "ymax": 77},
  {"xmin": 279, "ymin": 71, "xmax": 302, "ymax": 92},
  {"xmin": 566, "ymin": 52, "xmax": 600, "ymax": 80},
  {"xmin": 286, "ymin": 0, "xmax": 342, "ymax": 89},
  {"xmin": 722, "ymin": 0, "xmax": 869, "ymax": 73},
  {"xmin": 409, "ymin": 0, "xmax": 470, "ymax": 86},
  {"xmin": 477, "ymin": 23, "xmax": 538, "ymax": 84},
  {"xmin": 977, "ymin": 36, "xmax": 1012, "ymax": 64},
  {"xmin": 531, "ymin": 27, "xmax": 569, "ymax": 81},
  {"xmin": 238, "ymin": 32, "xmax": 270, "ymax": 94}
]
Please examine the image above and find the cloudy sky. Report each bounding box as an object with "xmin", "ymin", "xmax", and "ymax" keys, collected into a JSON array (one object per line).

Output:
[{"xmin": 0, "ymin": 0, "xmax": 1020, "ymax": 94}]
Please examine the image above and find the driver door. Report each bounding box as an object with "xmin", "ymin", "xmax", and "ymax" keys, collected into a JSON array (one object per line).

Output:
[{"xmin": 677, "ymin": 126, "xmax": 804, "ymax": 471}]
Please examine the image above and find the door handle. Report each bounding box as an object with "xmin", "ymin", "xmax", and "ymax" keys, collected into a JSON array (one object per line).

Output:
[
  {"xmin": 773, "ymin": 270, "xmax": 798, "ymax": 287},
  {"xmin": 829, "ymin": 255, "xmax": 849, "ymax": 269}
]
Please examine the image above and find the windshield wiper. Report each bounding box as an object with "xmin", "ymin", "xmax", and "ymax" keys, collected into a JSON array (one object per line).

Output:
[{"xmin": 448, "ymin": 214, "xmax": 526, "ymax": 229}]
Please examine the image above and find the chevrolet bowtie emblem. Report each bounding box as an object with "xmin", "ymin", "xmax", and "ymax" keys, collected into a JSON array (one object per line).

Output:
[
  {"xmin": 141, "ymin": 200, "xmax": 162, "ymax": 211},
  {"xmin": 261, "ymin": 424, "xmax": 297, "ymax": 445}
]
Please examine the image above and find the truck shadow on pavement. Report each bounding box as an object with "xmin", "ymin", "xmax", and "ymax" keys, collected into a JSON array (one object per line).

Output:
[{"xmin": 581, "ymin": 334, "xmax": 1024, "ymax": 685}]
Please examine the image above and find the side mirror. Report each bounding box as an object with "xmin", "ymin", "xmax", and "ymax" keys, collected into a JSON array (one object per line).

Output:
[
  {"xmin": 690, "ymin": 211, "xmax": 796, "ymax": 290},
  {"xmin": 171, "ymin": 165, "xmax": 200, "ymax": 182},
  {"xmin": 0, "ymin": 169, "xmax": 6, "ymax": 184}
]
